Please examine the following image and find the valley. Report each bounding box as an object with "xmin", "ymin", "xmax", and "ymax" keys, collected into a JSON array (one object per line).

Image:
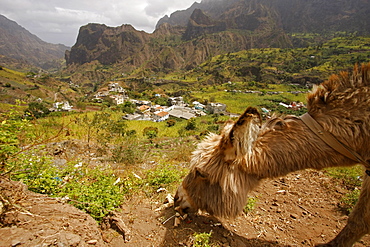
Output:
[{"xmin": 1, "ymin": 0, "xmax": 370, "ymax": 246}]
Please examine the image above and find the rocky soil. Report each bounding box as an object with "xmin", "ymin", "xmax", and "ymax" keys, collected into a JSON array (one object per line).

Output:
[
  {"xmin": 1, "ymin": 139, "xmax": 370, "ymax": 246},
  {"xmin": 1, "ymin": 169, "xmax": 370, "ymax": 246}
]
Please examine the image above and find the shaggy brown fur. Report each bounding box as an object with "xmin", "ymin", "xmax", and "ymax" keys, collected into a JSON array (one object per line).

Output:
[{"xmin": 175, "ymin": 63, "xmax": 370, "ymax": 247}]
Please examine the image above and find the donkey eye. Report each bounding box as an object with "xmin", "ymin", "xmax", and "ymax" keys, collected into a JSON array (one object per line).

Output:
[{"xmin": 195, "ymin": 169, "xmax": 207, "ymax": 178}]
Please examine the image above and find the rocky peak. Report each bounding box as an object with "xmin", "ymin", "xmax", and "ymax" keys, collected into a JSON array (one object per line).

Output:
[
  {"xmin": 183, "ymin": 9, "xmax": 226, "ymax": 40},
  {"xmin": 190, "ymin": 8, "xmax": 213, "ymax": 26},
  {"xmin": 66, "ymin": 23, "xmax": 151, "ymax": 66},
  {"xmin": 66, "ymin": 0, "xmax": 370, "ymax": 73}
]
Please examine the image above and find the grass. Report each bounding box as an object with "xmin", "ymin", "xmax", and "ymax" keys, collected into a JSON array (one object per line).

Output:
[
  {"xmin": 28, "ymin": 110, "xmax": 231, "ymax": 146},
  {"xmin": 192, "ymin": 86, "xmax": 307, "ymax": 114},
  {"xmin": 324, "ymin": 165, "xmax": 363, "ymax": 213},
  {"xmin": 0, "ymin": 67, "xmax": 27, "ymax": 82}
]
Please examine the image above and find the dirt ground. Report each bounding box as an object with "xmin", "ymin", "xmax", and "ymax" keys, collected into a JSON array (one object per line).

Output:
[{"xmin": 1, "ymin": 168, "xmax": 370, "ymax": 247}]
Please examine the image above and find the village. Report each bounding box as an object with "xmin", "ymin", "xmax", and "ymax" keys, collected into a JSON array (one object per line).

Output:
[
  {"xmin": 50, "ymin": 82, "xmax": 228, "ymax": 122},
  {"xmin": 50, "ymin": 82, "xmax": 306, "ymax": 122}
]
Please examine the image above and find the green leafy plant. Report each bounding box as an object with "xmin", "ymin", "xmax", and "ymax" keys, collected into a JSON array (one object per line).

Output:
[
  {"xmin": 341, "ymin": 188, "xmax": 361, "ymax": 213},
  {"xmin": 11, "ymin": 154, "xmax": 124, "ymax": 221},
  {"xmin": 243, "ymin": 196, "xmax": 258, "ymax": 214},
  {"xmin": 193, "ymin": 232, "xmax": 216, "ymax": 247},
  {"xmin": 58, "ymin": 165, "xmax": 124, "ymax": 221},
  {"xmin": 0, "ymin": 108, "xmax": 30, "ymax": 170},
  {"xmin": 11, "ymin": 154, "xmax": 62, "ymax": 195},
  {"xmin": 145, "ymin": 164, "xmax": 186, "ymax": 190},
  {"xmin": 185, "ymin": 118, "xmax": 197, "ymax": 130},
  {"xmin": 143, "ymin": 126, "xmax": 158, "ymax": 141}
]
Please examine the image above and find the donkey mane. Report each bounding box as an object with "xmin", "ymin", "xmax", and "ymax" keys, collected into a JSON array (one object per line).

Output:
[
  {"xmin": 307, "ymin": 64, "xmax": 370, "ymax": 113},
  {"xmin": 306, "ymin": 63, "xmax": 370, "ymax": 148}
]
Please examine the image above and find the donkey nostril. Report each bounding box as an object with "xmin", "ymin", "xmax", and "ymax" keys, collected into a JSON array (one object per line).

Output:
[
  {"xmin": 182, "ymin": 207, "xmax": 190, "ymax": 214},
  {"xmin": 175, "ymin": 205, "xmax": 190, "ymax": 215}
]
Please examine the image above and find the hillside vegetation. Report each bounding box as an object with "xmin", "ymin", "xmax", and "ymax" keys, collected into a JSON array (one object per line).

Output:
[{"xmin": 1, "ymin": 34, "xmax": 369, "ymax": 245}]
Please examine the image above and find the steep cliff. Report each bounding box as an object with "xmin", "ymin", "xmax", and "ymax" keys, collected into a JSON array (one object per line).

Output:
[
  {"xmin": 66, "ymin": 0, "xmax": 370, "ymax": 72},
  {"xmin": 65, "ymin": 24, "xmax": 152, "ymax": 66},
  {"xmin": 182, "ymin": 9, "xmax": 227, "ymax": 40},
  {"xmin": 158, "ymin": 0, "xmax": 370, "ymax": 35}
]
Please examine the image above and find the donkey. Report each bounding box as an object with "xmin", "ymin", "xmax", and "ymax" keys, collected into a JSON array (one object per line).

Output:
[{"xmin": 174, "ymin": 63, "xmax": 370, "ymax": 247}]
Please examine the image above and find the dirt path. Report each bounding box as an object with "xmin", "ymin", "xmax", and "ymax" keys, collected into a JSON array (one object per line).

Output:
[
  {"xmin": 1, "ymin": 170, "xmax": 370, "ymax": 246},
  {"xmin": 111, "ymin": 170, "xmax": 370, "ymax": 246}
]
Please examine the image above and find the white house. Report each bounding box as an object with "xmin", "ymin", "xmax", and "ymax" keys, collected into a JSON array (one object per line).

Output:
[
  {"xmin": 153, "ymin": 111, "xmax": 170, "ymax": 122},
  {"xmin": 206, "ymin": 103, "xmax": 226, "ymax": 114},
  {"xmin": 108, "ymin": 83, "xmax": 125, "ymax": 93},
  {"xmin": 53, "ymin": 101, "xmax": 73, "ymax": 111},
  {"xmin": 167, "ymin": 106, "xmax": 196, "ymax": 120},
  {"xmin": 110, "ymin": 94, "xmax": 125, "ymax": 105}
]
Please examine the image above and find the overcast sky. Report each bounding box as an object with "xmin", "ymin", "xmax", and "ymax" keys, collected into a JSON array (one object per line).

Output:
[{"xmin": 0, "ymin": 0, "xmax": 200, "ymax": 46}]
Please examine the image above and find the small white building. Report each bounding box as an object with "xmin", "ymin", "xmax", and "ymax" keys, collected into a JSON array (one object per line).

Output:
[
  {"xmin": 53, "ymin": 101, "xmax": 73, "ymax": 111},
  {"xmin": 108, "ymin": 83, "xmax": 125, "ymax": 93},
  {"xmin": 169, "ymin": 97, "xmax": 185, "ymax": 106},
  {"xmin": 206, "ymin": 103, "xmax": 226, "ymax": 114},
  {"xmin": 193, "ymin": 101, "xmax": 206, "ymax": 110},
  {"xmin": 167, "ymin": 106, "xmax": 196, "ymax": 120},
  {"xmin": 110, "ymin": 94, "xmax": 125, "ymax": 105},
  {"xmin": 153, "ymin": 111, "xmax": 170, "ymax": 122}
]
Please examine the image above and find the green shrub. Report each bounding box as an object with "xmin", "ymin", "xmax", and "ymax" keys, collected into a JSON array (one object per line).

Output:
[
  {"xmin": 193, "ymin": 232, "xmax": 214, "ymax": 247},
  {"xmin": 185, "ymin": 118, "xmax": 197, "ymax": 130},
  {"xmin": 0, "ymin": 109, "xmax": 30, "ymax": 168},
  {"xmin": 243, "ymin": 196, "xmax": 258, "ymax": 214},
  {"xmin": 59, "ymin": 166, "xmax": 124, "ymax": 220},
  {"xmin": 145, "ymin": 164, "xmax": 185, "ymax": 189},
  {"xmin": 11, "ymin": 154, "xmax": 124, "ymax": 221},
  {"xmin": 143, "ymin": 126, "xmax": 158, "ymax": 140},
  {"xmin": 166, "ymin": 119, "xmax": 176, "ymax": 127},
  {"xmin": 12, "ymin": 155, "xmax": 62, "ymax": 195},
  {"xmin": 24, "ymin": 102, "xmax": 50, "ymax": 119},
  {"xmin": 112, "ymin": 140, "xmax": 144, "ymax": 165},
  {"xmin": 207, "ymin": 124, "xmax": 219, "ymax": 133}
]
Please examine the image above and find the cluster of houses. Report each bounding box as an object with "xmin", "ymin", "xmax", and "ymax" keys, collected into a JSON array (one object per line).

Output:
[
  {"xmin": 278, "ymin": 101, "xmax": 305, "ymax": 111},
  {"xmin": 92, "ymin": 83, "xmax": 128, "ymax": 105},
  {"xmin": 88, "ymin": 83, "xmax": 228, "ymax": 122},
  {"xmin": 122, "ymin": 97, "xmax": 227, "ymax": 122},
  {"xmin": 50, "ymin": 82, "xmax": 305, "ymax": 121}
]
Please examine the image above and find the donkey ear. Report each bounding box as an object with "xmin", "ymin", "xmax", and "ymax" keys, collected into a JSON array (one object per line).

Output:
[
  {"xmin": 223, "ymin": 107, "xmax": 261, "ymax": 159},
  {"xmin": 233, "ymin": 107, "xmax": 261, "ymax": 129}
]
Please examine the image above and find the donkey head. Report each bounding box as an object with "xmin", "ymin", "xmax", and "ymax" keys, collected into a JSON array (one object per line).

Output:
[{"xmin": 174, "ymin": 107, "xmax": 262, "ymax": 218}]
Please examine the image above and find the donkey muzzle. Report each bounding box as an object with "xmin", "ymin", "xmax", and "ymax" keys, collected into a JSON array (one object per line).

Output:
[{"xmin": 174, "ymin": 184, "xmax": 194, "ymax": 215}]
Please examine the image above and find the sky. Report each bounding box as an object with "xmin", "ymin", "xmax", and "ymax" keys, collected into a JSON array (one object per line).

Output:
[{"xmin": 0, "ymin": 0, "xmax": 200, "ymax": 47}]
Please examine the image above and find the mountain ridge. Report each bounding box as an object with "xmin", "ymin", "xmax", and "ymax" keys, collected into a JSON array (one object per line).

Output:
[
  {"xmin": 0, "ymin": 14, "xmax": 70, "ymax": 70},
  {"xmin": 65, "ymin": 0, "xmax": 369, "ymax": 73}
]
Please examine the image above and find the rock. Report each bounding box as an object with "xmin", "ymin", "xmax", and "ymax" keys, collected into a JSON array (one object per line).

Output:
[
  {"xmin": 87, "ymin": 239, "xmax": 98, "ymax": 245},
  {"xmin": 165, "ymin": 194, "xmax": 174, "ymax": 204},
  {"xmin": 290, "ymin": 213, "xmax": 299, "ymax": 219},
  {"xmin": 174, "ymin": 217, "xmax": 181, "ymax": 227},
  {"xmin": 63, "ymin": 232, "xmax": 81, "ymax": 246}
]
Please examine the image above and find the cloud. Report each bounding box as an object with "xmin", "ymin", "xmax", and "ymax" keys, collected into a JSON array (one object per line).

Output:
[
  {"xmin": 0, "ymin": 0, "xmax": 199, "ymax": 46},
  {"xmin": 145, "ymin": 0, "xmax": 195, "ymax": 17}
]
